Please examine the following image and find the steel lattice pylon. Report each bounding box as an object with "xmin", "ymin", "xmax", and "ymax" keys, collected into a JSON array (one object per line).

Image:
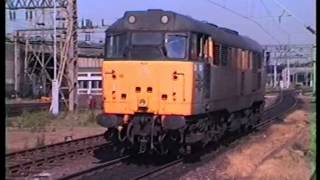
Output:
[{"xmin": 6, "ymin": 0, "xmax": 78, "ymax": 111}]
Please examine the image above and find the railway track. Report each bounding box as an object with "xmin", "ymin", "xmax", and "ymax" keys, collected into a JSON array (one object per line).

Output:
[
  {"xmin": 6, "ymin": 102, "xmax": 51, "ymax": 117},
  {"xmin": 6, "ymin": 134, "xmax": 107, "ymax": 179},
  {"xmin": 56, "ymin": 90, "xmax": 297, "ymax": 180}
]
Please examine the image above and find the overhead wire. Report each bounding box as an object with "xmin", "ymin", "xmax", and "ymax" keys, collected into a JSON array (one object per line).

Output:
[
  {"xmin": 270, "ymin": 0, "xmax": 316, "ymax": 35},
  {"xmin": 259, "ymin": 0, "xmax": 290, "ymax": 42},
  {"xmin": 204, "ymin": 0, "xmax": 281, "ymax": 44}
]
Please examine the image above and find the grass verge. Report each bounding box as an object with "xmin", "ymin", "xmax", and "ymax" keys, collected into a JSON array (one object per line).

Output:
[{"xmin": 6, "ymin": 110, "xmax": 101, "ymax": 130}]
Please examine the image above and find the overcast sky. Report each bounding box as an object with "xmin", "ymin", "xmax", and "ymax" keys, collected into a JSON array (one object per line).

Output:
[{"xmin": 77, "ymin": 0, "xmax": 316, "ymax": 45}]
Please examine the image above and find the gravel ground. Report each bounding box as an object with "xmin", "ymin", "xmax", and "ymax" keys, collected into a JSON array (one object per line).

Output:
[{"xmin": 179, "ymin": 96, "xmax": 312, "ymax": 180}]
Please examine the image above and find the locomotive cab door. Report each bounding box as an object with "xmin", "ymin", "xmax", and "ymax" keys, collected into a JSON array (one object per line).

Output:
[
  {"xmin": 191, "ymin": 33, "xmax": 212, "ymax": 112},
  {"xmin": 202, "ymin": 36, "xmax": 212, "ymax": 111}
]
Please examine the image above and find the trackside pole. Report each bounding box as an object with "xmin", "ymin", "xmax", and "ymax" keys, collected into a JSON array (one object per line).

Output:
[
  {"xmin": 312, "ymin": 45, "xmax": 316, "ymax": 99},
  {"xmin": 51, "ymin": 80, "xmax": 59, "ymax": 115},
  {"xmin": 51, "ymin": 0, "xmax": 59, "ymax": 116}
]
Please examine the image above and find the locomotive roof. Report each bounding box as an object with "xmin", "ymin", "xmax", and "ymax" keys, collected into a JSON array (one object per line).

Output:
[{"xmin": 107, "ymin": 9, "xmax": 263, "ymax": 53}]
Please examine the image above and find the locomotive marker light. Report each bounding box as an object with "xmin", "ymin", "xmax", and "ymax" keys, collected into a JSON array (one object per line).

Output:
[
  {"xmin": 161, "ymin": 15, "xmax": 169, "ymax": 24},
  {"xmin": 128, "ymin": 15, "xmax": 136, "ymax": 24}
]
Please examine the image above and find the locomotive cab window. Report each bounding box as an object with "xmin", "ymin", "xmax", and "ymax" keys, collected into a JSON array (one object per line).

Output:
[
  {"xmin": 130, "ymin": 32, "xmax": 164, "ymax": 60},
  {"xmin": 164, "ymin": 33, "xmax": 187, "ymax": 59},
  {"xmin": 105, "ymin": 33, "xmax": 128, "ymax": 59},
  {"xmin": 131, "ymin": 32, "xmax": 163, "ymax": 45}
]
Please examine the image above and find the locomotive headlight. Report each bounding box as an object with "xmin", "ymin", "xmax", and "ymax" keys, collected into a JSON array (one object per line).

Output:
[
  {"xmin": 128, "ymin": 15, "xmax": 136, "ymax": 24},
  {"xmin": 161, "ymin": 15, "xmax": 169, "ymax": 24}
]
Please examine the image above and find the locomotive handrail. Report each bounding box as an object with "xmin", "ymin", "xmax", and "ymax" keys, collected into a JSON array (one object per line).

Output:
[{"xmin": 104, "ymin": 70, "xmax": 115, "ymax": 74}]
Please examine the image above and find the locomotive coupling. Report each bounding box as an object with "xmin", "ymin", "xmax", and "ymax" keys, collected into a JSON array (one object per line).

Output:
[{"xmin": 96, "ymin": 114, "xmax": 121, "ymax": 128}]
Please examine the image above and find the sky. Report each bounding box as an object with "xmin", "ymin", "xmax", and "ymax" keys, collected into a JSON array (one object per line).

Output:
[
  {"xmin": 77, "ymin": 0, "xmax": 316, "ymax": 45},
  {"xmin": 6, "ymin": 0, "xmax": 316, "ymax": 45}
]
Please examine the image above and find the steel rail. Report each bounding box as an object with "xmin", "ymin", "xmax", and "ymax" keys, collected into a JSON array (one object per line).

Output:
[{"xmin": 6, "ymin": 134, "xmax": 107, "ymax": 178}]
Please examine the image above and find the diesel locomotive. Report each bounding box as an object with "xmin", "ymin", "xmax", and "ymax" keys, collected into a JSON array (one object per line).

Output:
[{"xmin": 97, "ymin": 9, "xmax": 266, "ymax": 154}]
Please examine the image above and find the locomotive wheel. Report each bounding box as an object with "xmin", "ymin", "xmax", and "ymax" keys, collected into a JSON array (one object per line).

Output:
[
  {"xmin": 214, "ymin": 113, "xmax": 228, "ymax": 141},
  {"xmin": 247, "ymin": 112, "xmax": 255, "ymax": 130}
]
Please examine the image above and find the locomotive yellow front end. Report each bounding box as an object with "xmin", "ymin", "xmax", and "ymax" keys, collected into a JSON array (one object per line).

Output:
[
  {"xmin": 102, "ymin": 61, "xmax": 194, "ymax": 116},
  {"xmin": 98, "ymin": 61, "xmax": 196, "ymax": 154}
]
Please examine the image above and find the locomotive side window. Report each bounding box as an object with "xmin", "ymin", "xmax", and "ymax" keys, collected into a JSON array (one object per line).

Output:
[
  {"xmin": 190, "ymin": 33, "xmax": 210, "ymax": 61},
  {"xmin": 203, "ymin": 36, "xmax": 208, "ymax": 60},
  {"xmin": 164, "ymin": 34, "xmax": 187, "ymax": 59},
  {"xmin": 203, "ymin": 35, "xmax": 212, "ymax": 63},
  {"xmin": 105, "ymin": 33, "xmax": 128, "ymax": 59},
  {"xmin": 199, "ymin": 35, "xmax": 204, "ymax": 58},
  {"xmin": 207, "ymin": 37, "xmax": 214, "ymax": 64}
]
